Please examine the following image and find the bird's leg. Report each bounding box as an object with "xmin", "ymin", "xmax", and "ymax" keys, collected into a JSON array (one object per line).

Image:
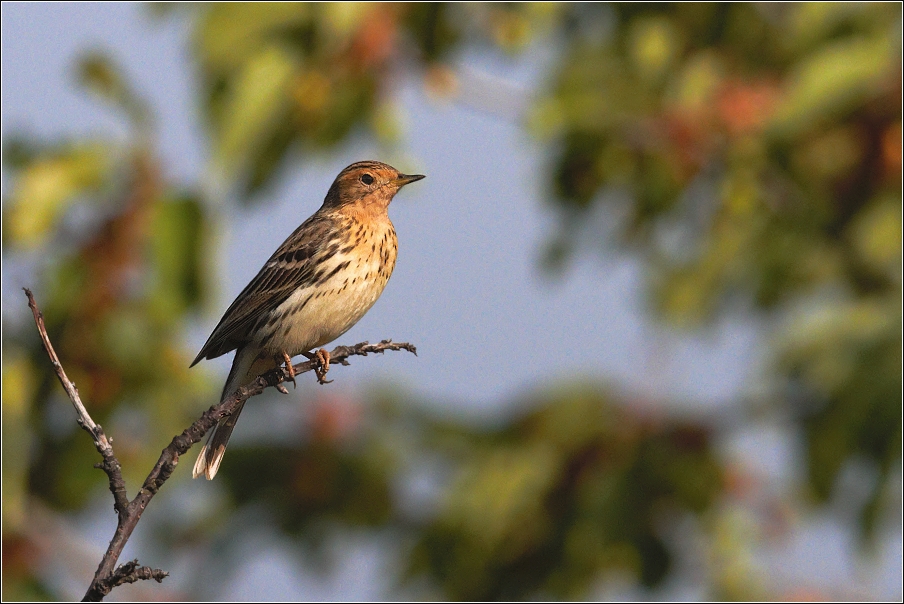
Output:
[
  {"xmin": 278, "ymin": 351, "xmax": 297, "ymax": 390},
  {"xmin": 316, "ymin": 348, "xmax": 331, "ymax": 383},
  {"xmin": 303, "ymin": 348, "xmax": 333, "ymax": 384}
]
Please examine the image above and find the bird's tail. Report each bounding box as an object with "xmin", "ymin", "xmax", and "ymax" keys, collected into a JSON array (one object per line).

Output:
[{"xmin": 193, "ymin": 347, "xmax": 275, "ymax": 480}]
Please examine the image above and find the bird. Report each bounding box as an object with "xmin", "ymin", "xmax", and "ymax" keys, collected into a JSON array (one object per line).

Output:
[{"xmin": 190, "ymin": 160, "xmax": 424, "ymax": 480}]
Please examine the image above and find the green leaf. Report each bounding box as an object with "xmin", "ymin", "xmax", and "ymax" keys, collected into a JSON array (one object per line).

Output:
[
  {"xmin": 76, "ymin": 51, "xmax": 150, "ymax": 126},
  {"xmin": 3, "ymin": 143, "xmax": 114, "ymax": 248},
  {"xmin": 196, "ymin": 3, "xmax": 310, "ymax": 72},
  {"xmin": 2, "ymin": 354, "xmax": 35, "ymax": 532},
  {"xmin": 149, "ymin": 194, "xmax": 206, "ymax": 318},
  {"xmin": 770, "ymin": 35, "xmax": 895, "ymax": 137},
  {"xmin": 211, "ymin": 46, "xmax": 297, "ymax": 186},
  {"xmin": 849, "ymin": 195, "xmax": 902, "ymax": 273}
]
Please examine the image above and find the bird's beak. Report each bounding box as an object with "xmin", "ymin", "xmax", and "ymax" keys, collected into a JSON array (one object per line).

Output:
[{"xmin": 393, "ymin": 173, "xmax": 426, "ymax": 187}]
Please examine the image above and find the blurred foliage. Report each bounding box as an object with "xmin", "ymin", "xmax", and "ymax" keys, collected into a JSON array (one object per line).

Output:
[
  {"xmin": 2, "ymin": 2, "xmax": 900, "ymax": 601},
  {"xmin": 402, "ymin": 386, "xmax": 722, "ymax": 599},
  {"xmin": 2, "ymin": 51, "xmax": 215, "ymax": 600},
  {"xmin": 532, "ymin": 3, "xmax": 901, "ymax": 545},
  {"xmin": 195, "ymin": 2, "xmax": 405, "ymax": 196},
  {"xmin": 199, "ymin": 386, "xmax": 721, "ymax": 600}
]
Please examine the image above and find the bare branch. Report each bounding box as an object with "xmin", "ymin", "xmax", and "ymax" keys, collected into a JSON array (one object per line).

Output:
[
  {"xmin": 24, "ymin": 288, "xmax": 416, "ymax": 602},
  {"xmin": 24, "ymin": 288, "xmax": 129, "ymax": 515},
  {"xmin": 92, "ymin": 560, "xmax": 169, "ymax": 598}
]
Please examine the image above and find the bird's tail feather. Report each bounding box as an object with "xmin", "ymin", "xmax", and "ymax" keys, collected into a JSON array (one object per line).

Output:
[
  {"xmin": 193, "ymin": 347, "xmax": 275, "ymax": 480},
  {"xmin": 192, "ymin": 399, "xmax": 246, "ymax": 480}
]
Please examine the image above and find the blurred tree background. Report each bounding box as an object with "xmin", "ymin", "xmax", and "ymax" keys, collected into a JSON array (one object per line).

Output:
[{"xmin": 2, "ymin": 3, "xmax": 900, "ymax": 601}]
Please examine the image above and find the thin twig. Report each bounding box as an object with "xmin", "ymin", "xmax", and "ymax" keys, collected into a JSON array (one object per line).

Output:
[
  {"xmin": 25, "ymin": 289, "xmax": 129, "ymax": 515},
  {"xmin": 105, "ymin": 560, "xmax": 169, "ymax": 589},
  {"xmin": 23, "ymin": 288, "xmax": 416, "ymax": 601}
]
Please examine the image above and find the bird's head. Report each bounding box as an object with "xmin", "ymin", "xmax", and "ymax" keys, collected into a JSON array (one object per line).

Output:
[{"xmin": 323, "ymin": 161, "xmax": 425, "ymax": 214}]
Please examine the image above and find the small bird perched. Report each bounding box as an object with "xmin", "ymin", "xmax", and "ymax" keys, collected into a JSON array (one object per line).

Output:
[{"xmin": 190, "ymin": 160, "xmax": 424, "ymax": 480}]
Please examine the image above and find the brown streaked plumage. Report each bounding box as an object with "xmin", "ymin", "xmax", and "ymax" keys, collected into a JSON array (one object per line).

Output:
[{"xmin": 191, "ymin": 161, "xmax": 424, "ymax": 480}]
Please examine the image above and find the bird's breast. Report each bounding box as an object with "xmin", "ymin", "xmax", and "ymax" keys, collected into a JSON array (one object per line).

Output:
[{"xmin": 258, "ymin": 220, "xmax": 398, "ymax": 356}]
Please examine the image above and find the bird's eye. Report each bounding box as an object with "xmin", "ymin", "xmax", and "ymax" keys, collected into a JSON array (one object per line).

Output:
[{"xmin": 360, "ymin": 173, "xmax": 375, "ymax": 185}]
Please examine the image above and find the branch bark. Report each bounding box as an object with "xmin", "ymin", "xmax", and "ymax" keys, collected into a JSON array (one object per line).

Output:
[{"xmin": 23, "ymin": 288, "xmax": 416, "ymax": 601}]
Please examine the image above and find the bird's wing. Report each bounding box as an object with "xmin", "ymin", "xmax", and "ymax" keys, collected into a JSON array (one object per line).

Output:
[{"xmin": 191, "ymin": 212, "xmax": 346, "ymax": 365}]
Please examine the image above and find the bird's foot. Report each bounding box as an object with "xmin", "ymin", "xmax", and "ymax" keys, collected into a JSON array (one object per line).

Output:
[
  {"xmin": 280, "ymin": 351, "xmax": 297, "ymax": 389},
  {"xmin": 304, "ymin": 348, "xmax": 332, "ymax": 384}
]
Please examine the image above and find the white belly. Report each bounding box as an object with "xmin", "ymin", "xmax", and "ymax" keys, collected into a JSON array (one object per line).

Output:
[{"xmin": 277, "ymin": 273, "xmax": 386, "ymax": 353}]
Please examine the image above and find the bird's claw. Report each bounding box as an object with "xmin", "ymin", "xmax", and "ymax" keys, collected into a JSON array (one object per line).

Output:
[
  {"xmin": 302, "ymin": 348, "xmax": 333, "ymax": 384},
  {"xmin": 281, "ymin": 351, "xmax": 297, "ymax": 389},
  {"xmin": 315, "ymin": 348, "xmax": 332, "ymax": 385}
]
